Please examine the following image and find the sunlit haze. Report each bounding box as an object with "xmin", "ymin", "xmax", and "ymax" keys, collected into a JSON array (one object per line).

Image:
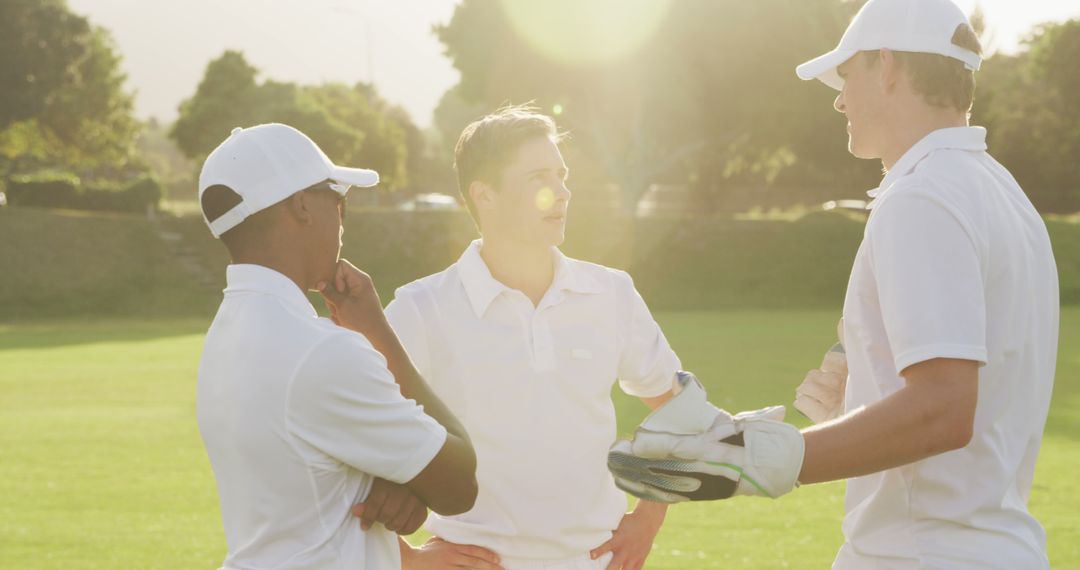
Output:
[
  {"xmin": 67, "ymin": 0, "xmax": 1080, "ymax": 126},
  {"xmin": 66, "ymin": 0, "xmax": 461, "ymax": 126},
  {"xmin": 953, "ymin": 0, "xmax": 1080, "ymax": 54}
]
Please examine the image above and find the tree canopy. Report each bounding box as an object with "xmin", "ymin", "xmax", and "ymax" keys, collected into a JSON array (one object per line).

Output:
[
  {"xmin": 0, "ymin": 0, "xmax": 139, "ymax": 178},
  {"xmin": 434, "ymin": 0, "xmax": 884, "ymax": 212},
  {"xmin": 171, "ymin": 51, "xmax": 415, "ymax": 190},
  {"xmin": 436, "ymin": 0, "xmax": 1080, "ymax": 213},
  {"xmin": 975, "ymin": 19, "xmax": 1080, "ymax": 213}
]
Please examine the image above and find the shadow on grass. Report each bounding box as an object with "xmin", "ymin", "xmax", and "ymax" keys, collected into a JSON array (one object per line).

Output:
[
  {"xmin": 2, "ymin": 307, "xmax": 1076, "ymax": 442},
  {"xmin": 0, "ymin": 317, "xmax": 213, "ymax": 351},
  {"xmin": 0, "ymin": 292, "xmax": 341, "ymax": 352}
]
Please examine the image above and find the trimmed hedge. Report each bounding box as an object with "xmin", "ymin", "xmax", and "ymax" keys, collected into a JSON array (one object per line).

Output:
[
  {"xmin": 170, "ymin": 208, "xmax": 1080, "ymax": 312},
  {"xmin": 2, "ymin": 207, "xmax": 1077, "ymax": 320},
  {"xmin": 83, "ymin": 175, "xmax": 164, "ymax": 212},
  {"xmin": 5, "ymin": 172, "xmax": 81, "ymax": 208},
  {"xmin": 5, "ymin": 172, "xmax": 163, "ymax": 212},
  {"xmin": 0, "ymin": 208, "xmax": 219, "ymax": 320}
]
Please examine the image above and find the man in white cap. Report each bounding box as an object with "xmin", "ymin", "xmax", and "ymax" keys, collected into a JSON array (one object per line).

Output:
[
  {"xmin": 196, "ymin": 123, "xmax": 478, "ymax": 570},
  {"xmin": 608, "ymin": 0, "xmax": 1059, "ymax": 568}
]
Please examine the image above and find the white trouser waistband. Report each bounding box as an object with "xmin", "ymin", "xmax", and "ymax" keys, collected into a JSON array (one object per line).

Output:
[{"xmin": 499, "ymin": 551, "xmax": 614, "ymax": 570}]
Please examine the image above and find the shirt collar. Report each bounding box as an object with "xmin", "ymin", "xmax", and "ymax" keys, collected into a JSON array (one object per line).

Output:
[
  {"xmin": 456, "ymin": 240, "xmax": 604, "ymax": 318},
  {"xmin": 551, "ymin": 248, "xmax": 605, "ymax": 296},
  {"xmin": 867, "ymin": 126, "xmax": 987, "ymax": 209},
  {"xmin": 457, "ymin": 241, "xmax": 508, "ymax": 319},
  {"xmin": 224, "ymin": 264, "xmax": 317, "ymax": 317}
]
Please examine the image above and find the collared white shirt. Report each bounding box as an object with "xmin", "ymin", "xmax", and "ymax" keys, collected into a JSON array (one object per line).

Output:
[
  {"xmin": 384, "ymin": 241, "xmax": 680, "ymax": 560},
  {"xmin": 836, "ymin": 127, "xmax": 1059, "ymax": 569},
  {"xmin": 197, "ymin": 264, "xmax": 447, "ymax": 570}
]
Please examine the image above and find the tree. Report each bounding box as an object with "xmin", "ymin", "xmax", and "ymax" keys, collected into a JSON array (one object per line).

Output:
[
  {"xmin": 40, "ymin": 26, "xmax": 140, "ymax": 172},
  {"xmin": 0, "ymin": 0, "xmax": 139, "ymax": 178},
  {"xmin": 430, "ymin": 85, "xmax": 487, "ymax": 190},
  {"xmin": 0, "ymin": 0, "xmax": 89, "ymax": 129},
  {"xmin": 304, "ymin": 83, "xmax": 408, "ymax": 189},
  {"xmin": 975, "ymin": 19, "xmax": 1080, "ymax": 213},
  {"xmin": 171, "ymin": 52, "xmax": 411, "ymax": 190},
  {"xmin": 170, "ymin": 51, "xmax": 260, "ymax": 160},
  {"xmin": 434, "ymin": 0, "xmax": 882, "ymax": 213}
]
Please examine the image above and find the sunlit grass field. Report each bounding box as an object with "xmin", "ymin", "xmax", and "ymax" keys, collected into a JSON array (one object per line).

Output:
[{"xmin": 1, "ymin": 309, "xmax": 1077, "ymax": 568}]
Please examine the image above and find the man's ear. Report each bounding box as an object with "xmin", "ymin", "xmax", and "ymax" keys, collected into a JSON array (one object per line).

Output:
[
  {"xmin": 285, "ymin": 191, "xmax": 315, "ymax": 226},
  {"xmin": 877, "ymin": 48, "xmax": 901, "ymax": 93},
  {"xmin": 469, "ymin": 180, "xmax": 496, "ymax": 214}
]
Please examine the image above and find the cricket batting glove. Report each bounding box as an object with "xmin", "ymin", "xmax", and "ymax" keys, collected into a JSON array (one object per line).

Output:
[
  {"xmin": 795, "ymin": 319, "xmax": 848, "ymax": 423},
  {"xmin": 638, "ymin": 371, "xmax": 727, "ymax": 438},
  {"xmin": 608, "ymin": 372, "xmax": 804, "ymax": 502}
]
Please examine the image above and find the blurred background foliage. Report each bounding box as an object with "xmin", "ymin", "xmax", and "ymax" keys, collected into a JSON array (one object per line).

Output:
[
  {"xmin": 3, "ymin": 0, "xmax": 1080, "ymax": 214},
  {"xmin": 1, "ymin": 0, "xmax": 1079, "ymax": 320}
]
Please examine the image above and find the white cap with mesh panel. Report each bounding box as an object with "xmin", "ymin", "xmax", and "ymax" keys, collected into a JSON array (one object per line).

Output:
[
  {"xmin": 796, "ymin": 0, "xmax": 981, "ymax": 91},
  {"xmin": 198, "ymin": 123, "xmax": 379, "ymax": 238}
]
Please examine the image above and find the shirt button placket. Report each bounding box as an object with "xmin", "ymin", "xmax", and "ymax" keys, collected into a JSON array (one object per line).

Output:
[
  {"xmin": 532, "ymin": 311, "xmax": 555, "ymax": 373},
  {"xmin": 514, "ymin": 294, "xmax": 540, "ymax": 374}
]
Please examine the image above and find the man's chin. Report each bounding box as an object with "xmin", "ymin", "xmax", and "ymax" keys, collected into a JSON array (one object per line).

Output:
[
  {"xmin": 848, "ymin": 140, "xmax": 877, "ymax": 160},
  {"xmin": 546, "ymin": 227, "xmax": 567, "ymax": 247}
]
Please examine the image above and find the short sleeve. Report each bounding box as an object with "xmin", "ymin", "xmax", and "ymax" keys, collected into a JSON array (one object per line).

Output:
[
  {"xmin": 385, "ymin": 292, "xmax": 431, "ymax": 378},
  {"xmin": 615, "ymin": 271, "xmax": 682, "ymax": 397},
  {"xmin": 868, "ymin": 188, "xmax": 988, "ymax": 373},
  {"xmin": 287, "ymin": 332, "xmax": 447, "ymax": 484}
]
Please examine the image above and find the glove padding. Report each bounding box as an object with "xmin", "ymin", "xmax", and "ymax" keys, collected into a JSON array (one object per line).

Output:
[
  {"xmin": 636, "ymin": 371, "xmax": 726, "ymax": 437},
  {"xmin": 609, "ymin": 402, "xmax": 805, "ymax": 503}
]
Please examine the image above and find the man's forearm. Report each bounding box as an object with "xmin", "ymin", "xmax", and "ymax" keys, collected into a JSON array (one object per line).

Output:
[
  {"xmin": 356, "ymin": 315, "xmax": 471, "ymax": 444},
  {"xmin": 641, "ymin": 389, "xmax": 675, "ymax": 411},
  {"xmin": 798, "ymin": 378, "xmax": 973, "ymax": 484}
]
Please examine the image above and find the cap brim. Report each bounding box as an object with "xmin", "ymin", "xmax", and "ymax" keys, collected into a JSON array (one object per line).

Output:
[
  {"xmin": 795, "ymin": 48, "xmax": 857, "ymax": 91},
  {"xmin": 330, "ymin": 166, "xmax": 379, "ymax": 188}
]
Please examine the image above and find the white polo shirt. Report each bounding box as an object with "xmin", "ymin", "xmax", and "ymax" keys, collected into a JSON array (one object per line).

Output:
[
  {"xmin": 197, "ymin": 264, "xmax": 447, "ymax": 570},
  {"xmin": 384, "ymin": 241, "xmax": 680, "ymax": 560},
  {"xmin": 836, "ymin": 127, "xmax": 1059, "ymax": 569}
]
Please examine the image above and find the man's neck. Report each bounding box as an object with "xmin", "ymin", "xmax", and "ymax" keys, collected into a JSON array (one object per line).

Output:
[
  {"xmin": 231, "ymin": 249, "xmax": 312, "ymax": 295},
  {"xmin": 880, "ymin": 108, "xmax": 968, "ymax": 171},
  {"xmin": 478, "ymin": 236, "xmax": 555, "ymax": 307}
]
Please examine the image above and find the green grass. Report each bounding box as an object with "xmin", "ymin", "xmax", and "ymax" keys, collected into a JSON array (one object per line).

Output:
[{"xmin": 2, "ymin": 309, "xmax": 1078, "ymax": 568}]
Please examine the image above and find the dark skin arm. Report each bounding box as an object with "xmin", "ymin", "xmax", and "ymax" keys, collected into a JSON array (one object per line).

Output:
[{"xmin": 319, "ymin": 260, "xmax": 478, "ymax": 517}]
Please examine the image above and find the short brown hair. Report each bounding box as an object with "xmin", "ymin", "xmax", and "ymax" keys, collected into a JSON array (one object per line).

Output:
[
  {"xmin": 453, "ymin": 104, "xmax": 565, "ymax": 222},
  {"xmin": 864, "ymin": 24, "xmax": 983, "ymax": 112}
]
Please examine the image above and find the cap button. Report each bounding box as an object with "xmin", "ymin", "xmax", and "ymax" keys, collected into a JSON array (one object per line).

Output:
[{"xmin": 230, "ymin": 127, "xmax": 243, "ymax": 136}]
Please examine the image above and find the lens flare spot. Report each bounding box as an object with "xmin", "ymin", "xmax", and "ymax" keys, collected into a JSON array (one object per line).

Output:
[
  {"xmin": 535, "ymin": 187, "xmax": 556, "ymax": 211},
  {"xmin": 502, "ymin": 0, "xmax": 673, "ymax": 66},
  {"xmin": 552, "ymin": 104, "xmax": 564, "ymax": 116}
]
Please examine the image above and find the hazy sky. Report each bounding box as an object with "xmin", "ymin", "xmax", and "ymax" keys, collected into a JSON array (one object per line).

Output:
[
  {"xmin": 67, "ymin": 0, "xmax": 1080, "ymax": 127},
  {"xmin": 66, "ymin": 0, "xmax": 461, "ymax": 126},
  {"xmin": 953, "ymin": 0, "xmax": 1080, "ymax": 53}
]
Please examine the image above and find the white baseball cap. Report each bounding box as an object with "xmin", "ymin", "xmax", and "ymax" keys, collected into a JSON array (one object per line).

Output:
[
  {"xmin": 198, "ymin": 123, "xmax": 379, "ymax": 238},
  {"xmin": 796, "ymin": 0, "xmax": 981, "ymax": 90}
]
